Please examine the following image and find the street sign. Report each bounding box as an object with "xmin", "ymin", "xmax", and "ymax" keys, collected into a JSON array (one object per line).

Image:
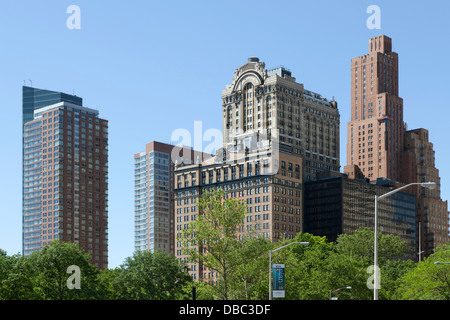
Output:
[{"xmin": 272, "ymin": 264, "xmax": 285, "ymax": 298}]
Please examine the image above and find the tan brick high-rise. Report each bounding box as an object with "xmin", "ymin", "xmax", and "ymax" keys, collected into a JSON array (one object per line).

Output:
[
  {"xmin": 345, "ymin": 35, "xmax": 404, "ymax": 181},
  {"xmin": 174, "ymin": 150, "xmax": 303, "ymax": 280},
  {"xmin": 344, "ymin": 36, "xmax": 450, "ymax": 260},
  {"xmin": 402, "ymin": 129, "xmax": 450, "ymax": 259}
]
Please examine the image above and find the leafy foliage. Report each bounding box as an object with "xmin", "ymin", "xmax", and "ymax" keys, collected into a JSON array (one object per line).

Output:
[
  {"xmin": 181, "ymin": 189, "xmax": 247, "ymax": 300},
  {"xmin": 396, "ymin": 244, "xmax": 450, "ymax": 300},
  {"xmin": 28, "ymin": 240, "xmax": 99, "ymax": 300},
  {"xmin": 111, "ymin": 249, "xmax": 192, "ymax": 300},
  {"xmin": 0, "ymin": 241, "xmax": 191, "ymax": 300},
  {"xmin": 0, "ymin": 190, "xmax": 448, "ymax": 301}
]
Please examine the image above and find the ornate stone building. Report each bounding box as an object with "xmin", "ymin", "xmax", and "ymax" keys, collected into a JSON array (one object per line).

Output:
[
  {"xmin": 173, "ymin": 57, "xmax": 340, "ymax": 280},
  {"xmin": 221, "ymin": 57, "xmax": 340, "ymax": 182}
]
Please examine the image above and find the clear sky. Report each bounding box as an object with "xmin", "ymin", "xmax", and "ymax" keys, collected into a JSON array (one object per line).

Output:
[{"xmin": 0, "ymin": 0, "xmax": 449, "ymax": 268}]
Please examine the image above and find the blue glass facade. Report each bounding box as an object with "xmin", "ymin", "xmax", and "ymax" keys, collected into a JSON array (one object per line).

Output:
[{"xmin": 22, "ymin": 86, "xmax": 82, "ymax": 125}]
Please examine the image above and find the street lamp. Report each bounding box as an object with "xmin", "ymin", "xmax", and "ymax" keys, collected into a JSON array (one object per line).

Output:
[
  {"xmin": 434, "ymin": 261, "xmax": 450, "ymax": 264},
  {"xmin": 269, "ymin": 241, "xmax": 309, "ymax": 300},
  {"xmin": 373, "ymin": 181, "xmax": 436, "ymax": 300},
  {"xmin": 330, "ymin": 286, "xmax": 352, "ymax": 300}
]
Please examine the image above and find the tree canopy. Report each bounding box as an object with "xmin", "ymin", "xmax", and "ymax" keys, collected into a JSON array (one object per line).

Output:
[{"xmin": 0, "ymin": 187, "xmax": 448, "ymax": 301}]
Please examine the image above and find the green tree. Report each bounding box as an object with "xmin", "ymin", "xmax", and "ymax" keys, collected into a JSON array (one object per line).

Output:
[
  {"xmin": 271, "ymin": 229, "xmax": 413, "ymax": 300},
  {"xmin": 112, "ymin": 249, "xmax": 191, "ymax": 300},
  {"xmin": 96, "ymin": 267, "xmax": 122, "ymax": 300},
  {"xmin": 0, "ymin": 249, "xmax": 10, "ymax": 282},
  {"xmin": 322, "ymin": 250, "xmax": 368, "ymax": 300},
  {"xmin": 335, "ymin": 227, "xmax": 408, "ymax": 266},
  {"xmin": 28, "ymin": 240, "xmax": 100, "ymax": 300},
  {"xmin": 276, "ymin": 232, "xmax": 339, "ymax": 300},
  {"xmin": 380, "ymin": 259, "xmax": 415, "ymax": 300},
  {"xmin": 0, "ymin": 252, "xmax": 36, "ymax": 300},
  {"xmin": 0, "ymin": 249, "xmax": 13, "ymax": 299},
  {"xmin": 397, "ymin": 244, "xmax": 450, "ymax": 300},
  {"xmin": 182, "ymin": 189, "xmax": 247, "ymax": 300},
  {"xmin": 334, "ymin": 228, "xmax": 412, "ymax": 300},
  {"xmin": 227, "ymin": 235, "xmax": 272, "ymax": 300}
]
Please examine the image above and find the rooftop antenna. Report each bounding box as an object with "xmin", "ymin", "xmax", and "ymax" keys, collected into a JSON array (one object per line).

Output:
[{"xmin": 28, "ymin": 79, "xmax": 32, "ymax": 87}]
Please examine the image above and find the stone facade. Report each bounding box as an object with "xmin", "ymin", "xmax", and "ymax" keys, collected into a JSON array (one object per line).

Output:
[{"xmin": 222, "ymin": 57, "xmax": 340, "ymax": 182}]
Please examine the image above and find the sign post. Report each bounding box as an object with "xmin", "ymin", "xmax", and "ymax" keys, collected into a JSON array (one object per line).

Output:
[
  {"xmin": 272, "ymin": 264, "xmax": 285, "ymax": 298},
  {"xmin": 268, "ymin": 242, "xmax": 309, "ymax": 300}
]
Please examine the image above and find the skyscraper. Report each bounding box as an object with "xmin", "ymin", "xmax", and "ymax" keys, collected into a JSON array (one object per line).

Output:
[
  {"xmin": 22, "ymin": 86, "xmax": 83, "ymax": 255},
  {"xmin": 23, "ymin": 98, "xmax": 109, "ymax": 269},
  {"xmin": 344, "ymin": 36, "xmax": 450, "ymax": 260},
  {"xmin": 345, "ymin": 35, "xmax": 404, "ymax": 181},
  {"xmin": 222, "ymin": 57, "xmax": 340, "ymax": 182},
  {"xmin": 134, "ymin": 141, "xmax": 206, "ymax": 254},
  {"xmin": 134, "ymin": 142, "xmax": 174, "ymax": 254}
]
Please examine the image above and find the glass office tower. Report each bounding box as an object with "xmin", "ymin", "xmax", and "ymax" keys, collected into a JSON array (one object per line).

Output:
[{"xmin": 303, "ymin": 174, "xmax": 416, "ymax": 259}]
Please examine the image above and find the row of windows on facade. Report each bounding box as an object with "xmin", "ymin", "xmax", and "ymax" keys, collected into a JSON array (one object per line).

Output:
[
  {"xmin": 177, "ymin": 174, "xmax": 300, "ymax": 191},
  {"xmin": 180, "ymin": 196, "xmax": 303, "ymax": 218},
  {"xmin": 175, "ymin": 177, "xmax": 275, "ymax": 196},
  {"xmin": 39, "ymin": 116, "xmax": 107, "ymax": 131},
  {"xmin": 227, "ymin": 102, "xmax": 337, "ymax": 119},
  {"xmin": 224, "ymin": 84, "xmax": 305, "ymax": 103},
  {"xmin": 37, "ymin": 107, "xmax": 102, "ymax": 121},
  {"xmin": 25, "ymin": 136, "xmax": 107, "ymax": 151},
  {"xmin": 179, "ymin": 200, "xmax": 285, "ymax": 217},
  {"xmin": 23, "ymin": 168, "xmax": 105, "ymax": 183},
  {"xmin": 241, "ymin": 87, "xmax": 331, "ymax": 111},
  {"xmin": 226, "ymin": 96, "xmax": 338, "ymax": 120},
  {"xmin": 181, "ymin": 170, "xmax": 299, "ymax": 187},
  {"xmin": 177, "ymin": 203, "xmax": 302, "ymax": 228},
  {"xmin": 228, "ymin": 115, "xmax": 338, "ymax": 130},
  {"xmin": 38, "ymin": 108, "xmax": 98, "ymax": 120},
  {"xmin": 179, "ymin": 161, "xmax": 299, "ymax": 180},
  {"xmin": 177, "ymin": 221, "xmax": 277, "ymax": 235},
  {"xmin": 176, "ymin": 186, "xmax": 273, "ymax": 209},
  {"xmin": 355, "ymin": 55, "xmax": 394, "ymax": 64}
]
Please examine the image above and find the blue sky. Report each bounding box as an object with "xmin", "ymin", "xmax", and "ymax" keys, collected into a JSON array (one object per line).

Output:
[{"xmin": 0, "ymin": 1, "xmax": 449, "ymax": 268}]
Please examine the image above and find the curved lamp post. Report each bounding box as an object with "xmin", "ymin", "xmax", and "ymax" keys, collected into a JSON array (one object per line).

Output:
[
  {"xmin": 373, "ymin": 181, "xmax": 436, "ymax": 300},
  {"xmin": 269, "ymin": 241, "xmax": 309, "ymax": 300}
]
